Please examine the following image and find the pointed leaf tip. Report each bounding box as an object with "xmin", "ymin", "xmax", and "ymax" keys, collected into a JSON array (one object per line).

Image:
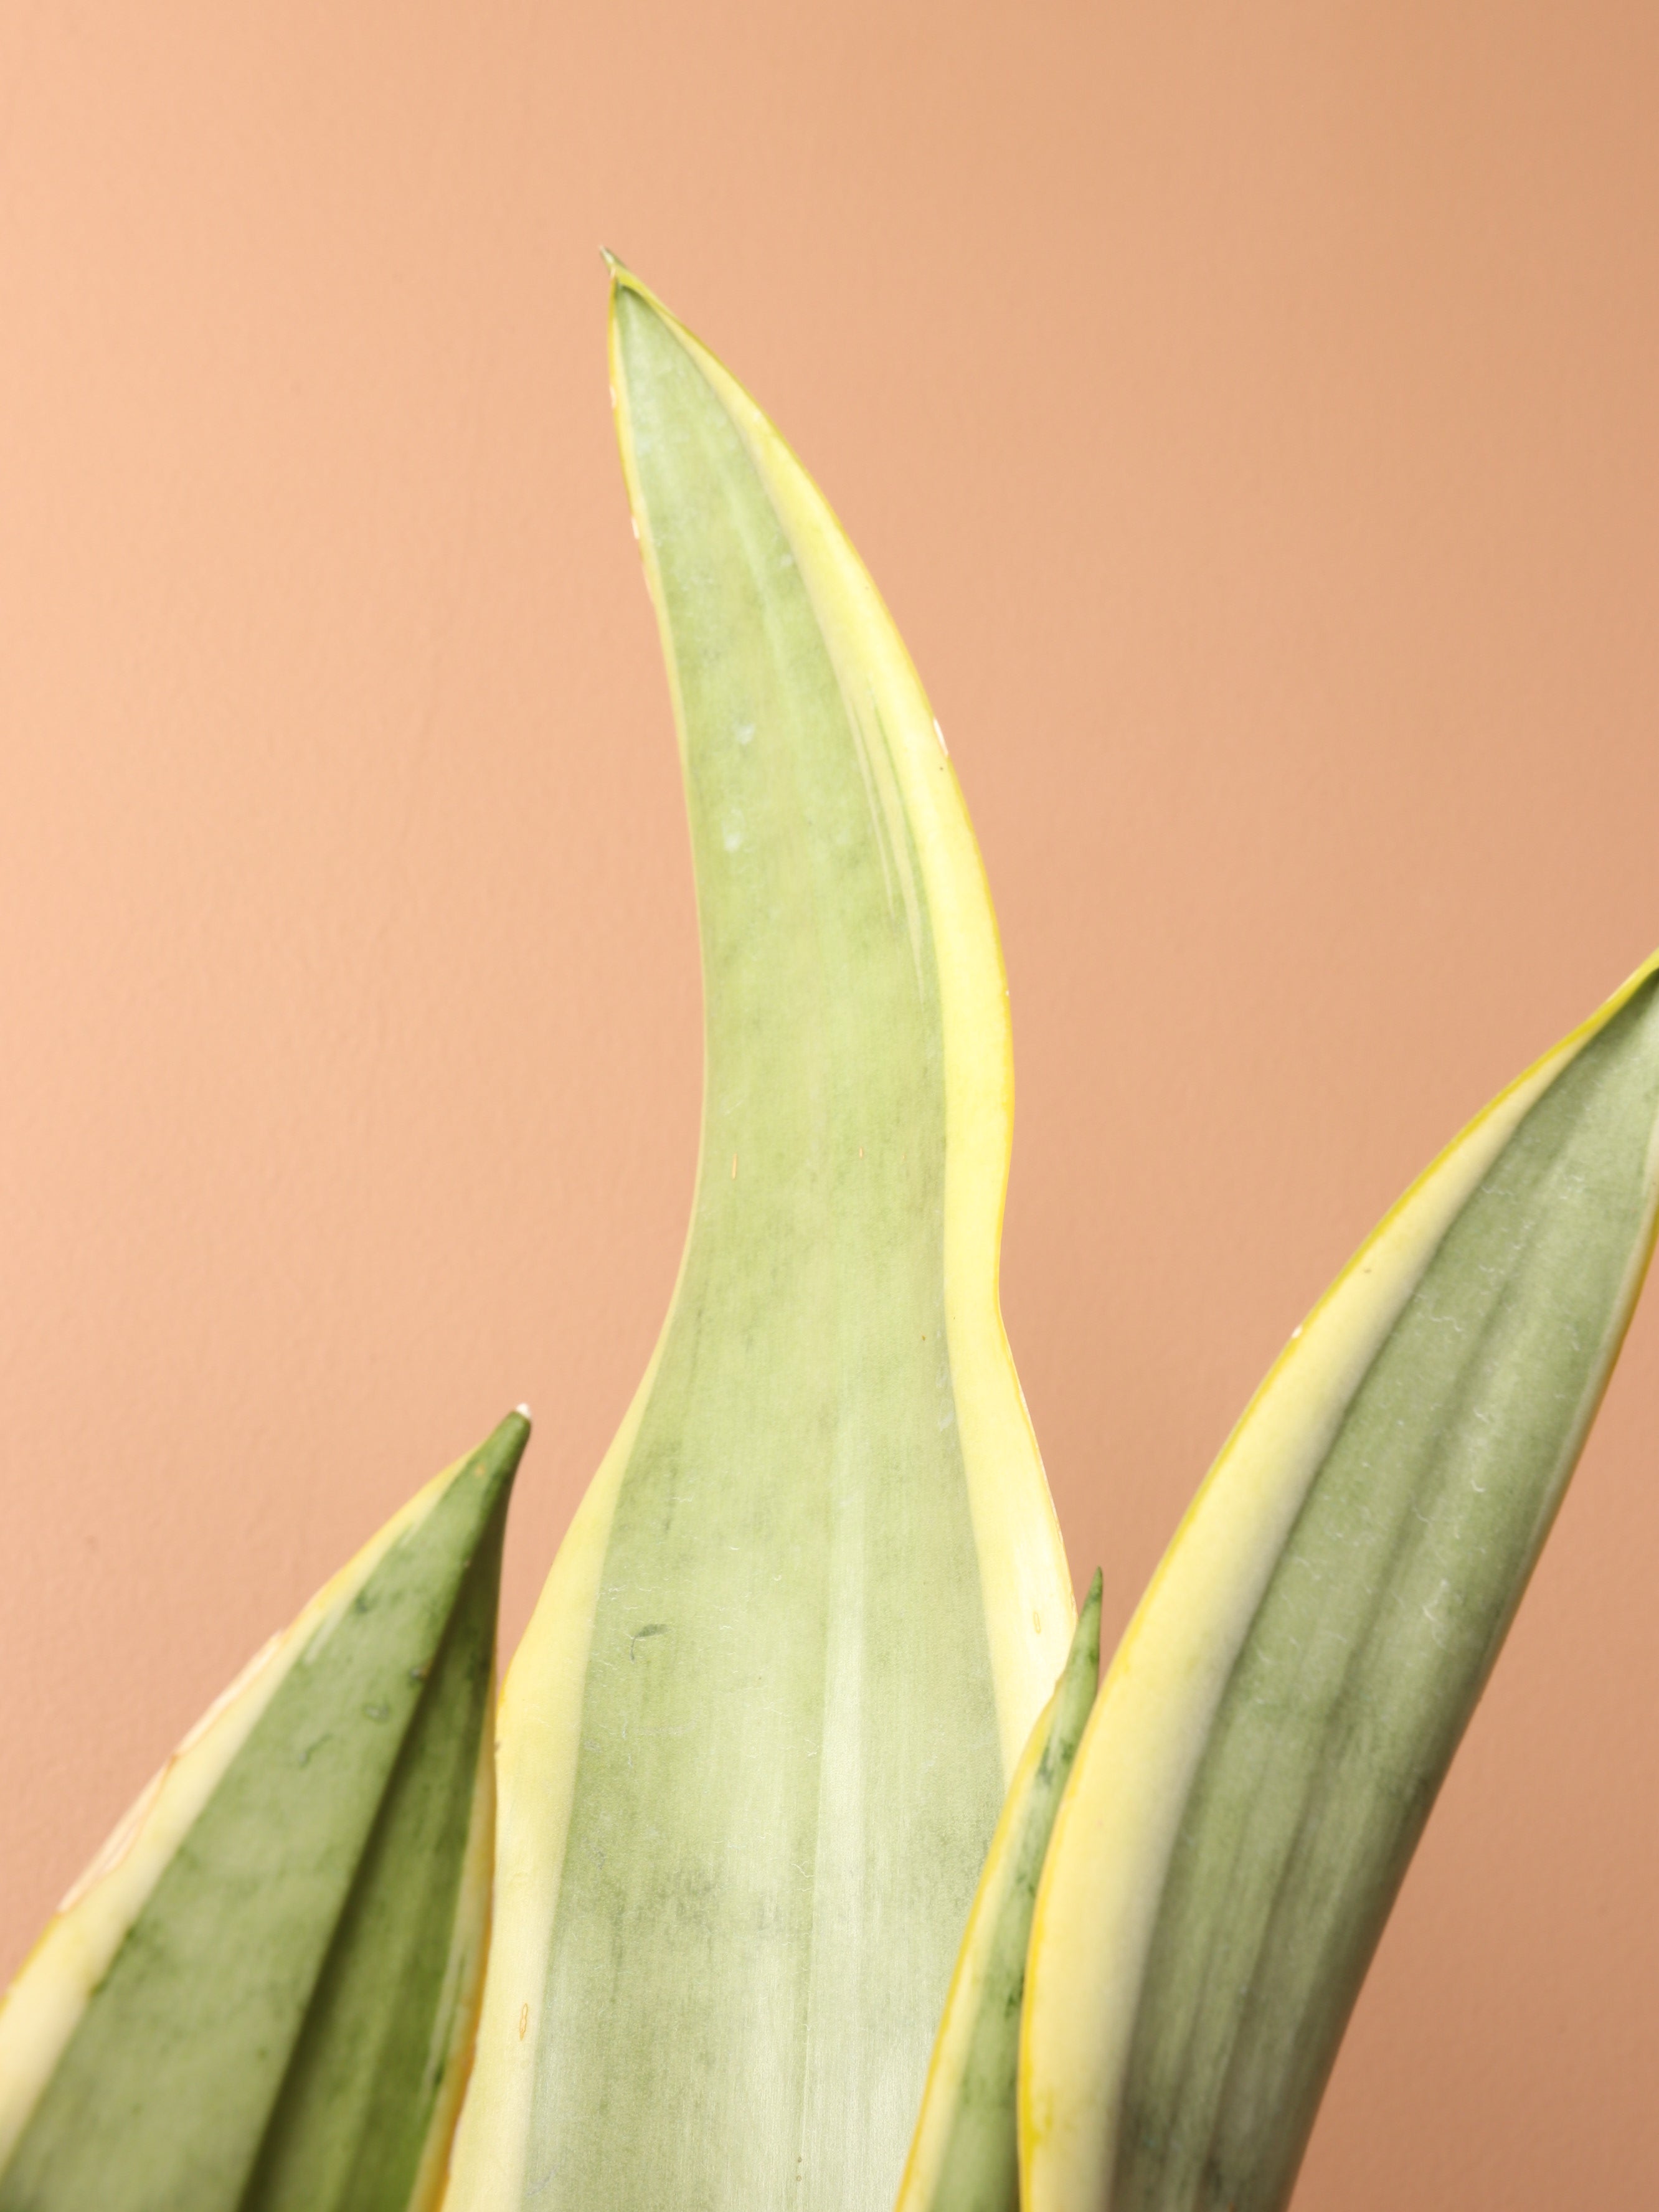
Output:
[
  {"xmin": 452, "ymin": 261, "xmax": 1074, "ymax": 2212},
  {"xmin": 1021, "ymin": 953, "xmax": 1659, "ymax": 2212},
  {"xmin": 896, "ymin": 1577, "xmax": 1104, "ymax": 2212},
  {"xmin": 0, "ymin": 1421, "xmax": 522, "ymax": 2211}
]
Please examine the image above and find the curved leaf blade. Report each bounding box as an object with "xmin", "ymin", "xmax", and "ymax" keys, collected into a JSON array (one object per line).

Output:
[
  {"xmin": 1021, "ymin": 958, "xmax": 1659, "ymax": 2212},
  {"xmin": 0, "ymin": 1410, "xmax": 527, "ymax": 2212},
  {"xmin": 445, "ymin": 268, "xmax": 1074, "ymax": 2212},
  {"xmin": 897, "ymin": 1572, "xmax": 1102, "ymax": 2212}
]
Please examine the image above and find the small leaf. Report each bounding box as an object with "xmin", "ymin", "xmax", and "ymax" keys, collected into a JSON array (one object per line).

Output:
[
  {"xmin": 897, "ymin": 1571, "xmax": 1102, "ymax": 2212},
  {"xmin": 1021, "ymin": 958, "xmax": 1659, "ymax": 2212},
  {"xmin": 0, "ymin": 1409, "xmax": 528, "ymax": 2212}
]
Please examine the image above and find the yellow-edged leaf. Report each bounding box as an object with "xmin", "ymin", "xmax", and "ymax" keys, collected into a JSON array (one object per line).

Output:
[
  {"xmin": 443, "ymin": 267, "xmax": 1075, "ymax": 2212},
  {"xmin": 0, "ymin": 1412, "xmax": 527, "ymax": 2212},
  {"xmin": 897, "ymin": 1572, "xmax": 1102, "ymax": 2212},
  {"xmin": 1022, "ymin": 956, "xmax": 1659, "ymax": 2212}
]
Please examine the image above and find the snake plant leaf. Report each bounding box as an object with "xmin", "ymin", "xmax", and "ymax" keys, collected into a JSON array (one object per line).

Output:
[
  {"xmin": 443, "ymin": 265, "xmax": 1075, "ymax": 2212},
  {"xmin": 896, "ymin": 1570, "xmax": 1102, "ymax": 2212},
  {"xmin": 0, "ymin": 1408, "xmax": 527, "ymax": 2212},
  {"xmin": 1021, "ymin": 953, "xmax": 1659, "ymax": 2212}
]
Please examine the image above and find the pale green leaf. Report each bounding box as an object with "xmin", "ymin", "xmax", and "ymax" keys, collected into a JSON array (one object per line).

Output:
[{"xmin": 445, "ymin": 268, "xmax": 1074, "ymax": 2212}]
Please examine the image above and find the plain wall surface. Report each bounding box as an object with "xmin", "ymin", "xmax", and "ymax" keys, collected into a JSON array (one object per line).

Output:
[{"xmin": 2, "ymin": 4, "xmax": 1657, "ymax": 2203}]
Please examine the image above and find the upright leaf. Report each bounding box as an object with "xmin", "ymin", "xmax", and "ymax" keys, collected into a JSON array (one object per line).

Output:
[
  {"xmin": 0, "ymin": 1409, "xmax": 527, "ymax": 2212},
  {"xmin": 1021, "ymin": 957, "xmax": 1659, "ymax": 2212},
  {"xmin": 896, "ymin": 1572, "xmax": 1102, "ymax": 2212},
  {"xmin": 445, "ymin": 267, "xmax": 1074, "ymax": 2212}
]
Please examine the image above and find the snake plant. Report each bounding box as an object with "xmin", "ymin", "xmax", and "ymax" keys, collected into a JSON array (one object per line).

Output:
[{"xmin": 1, "ymin": 268, "xmax": 1654, "ymax": 2212}]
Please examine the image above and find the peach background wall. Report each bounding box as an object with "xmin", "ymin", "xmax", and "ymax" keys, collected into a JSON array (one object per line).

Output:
[{"xmin": 2, "ymin": 3, "xmax": 1657, "ymax": 2203}]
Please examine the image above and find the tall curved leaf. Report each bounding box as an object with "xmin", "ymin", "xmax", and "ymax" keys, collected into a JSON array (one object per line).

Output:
[
  {"xmin": 1021, "ymin": 956, "xmax": 1659, "ymax": 2212},
  {"xmin": 445, "ymin": 267, "xmax": 1074, "ymax": 2212}
]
